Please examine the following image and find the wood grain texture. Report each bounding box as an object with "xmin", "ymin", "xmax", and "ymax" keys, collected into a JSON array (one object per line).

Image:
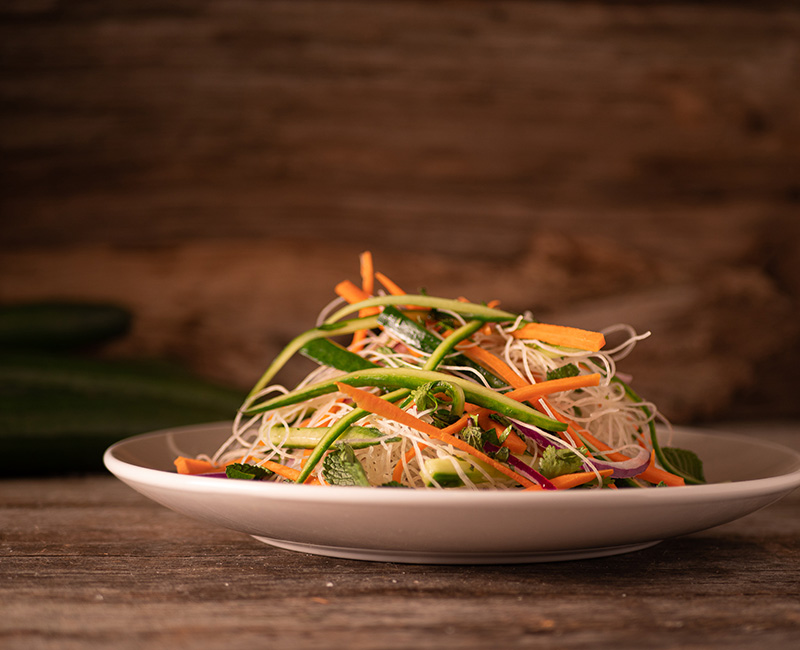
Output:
[
  {"xmin": 2, "ymin": 424, "xmax": 799, "ymax": 650},
  {"xmin": 1, "ymin": 1, "xmax": 799, "ymax": 251},
  {"xmin": 1, "ymin": 1, "xmax": 799, "ymax": 422}
]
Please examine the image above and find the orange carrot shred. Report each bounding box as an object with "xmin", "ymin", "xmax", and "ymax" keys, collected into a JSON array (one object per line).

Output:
[
  {"xmin": 174, "ymin": 456, "xmax": 219, "ymax": 475},
  {"xmin": 635, "ymin": 450, "xmax": 685, "ymax": 486},
  {"xmin": 261, "ymin": 459, "xmax": 319, "ymax": 484},
  {"xmin": 335, "ymin": 279, "xmax": 370, "ymax": 304},
  {"xmin": 511, "ymin": 322, "xmax": 606, "ymax": 351},
  {"xmin": 457, "ymin": 344, "xmax": 529, "ymax": 388},
  {"xmin": 474, "ymin": 409, "xmax": 527, "ymax": 455},
  {"xmin": 336, "ymin": 382, "xmax": 539, "ymax": 489},
  {"xmin": 505, "ymin": 373, "xmax": 602, "ymax": 402},
  {"xmin": 359, "ymin": 251, "xmax": 375, "ymax": 296},
  {"xmin": 549, "ymin": 469, "xmax": 613, "ymax": 490},
  {"xmin": 374, "ymin": 271, "xmax": 406, "ymax": 296}
]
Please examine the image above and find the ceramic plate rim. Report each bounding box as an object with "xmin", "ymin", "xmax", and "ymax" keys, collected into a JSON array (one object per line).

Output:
[{"xmin": 104, "ymin": 422, "xmax": 800, "ymax": 505}]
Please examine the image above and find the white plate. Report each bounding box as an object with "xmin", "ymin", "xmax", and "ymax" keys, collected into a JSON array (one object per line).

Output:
[{"xmin": 104, "ymin": 423, "xmax": 800, "ymax": 564}]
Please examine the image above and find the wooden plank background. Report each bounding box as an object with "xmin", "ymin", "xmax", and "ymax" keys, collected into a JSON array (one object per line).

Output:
[{"xmin": 1, "ymin": 1, "xmax": 799, "ymax": 422}]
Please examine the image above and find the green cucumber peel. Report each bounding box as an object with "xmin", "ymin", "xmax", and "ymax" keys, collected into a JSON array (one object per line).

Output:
[
  {"xmin": 295, "ymin": 387, "xmax": 410, "ymax": 484},
  {"xmin": 324, "ymin": 295, "xmax": 517, "ymax": 326},
  {"xmin": 378, "ymin": 306, "xmax": 506, "ymax": 388},
  {"xmin": 247, "ymin": 315, "xmax": 381, "ymax": 398},
  {"xmin": 299, "ymin": 338, "xmax": 378, "ymax": 373},
  {"xmin": 422, "ymin": 319, "xmax": 484, "ymax": 371},
  {"xmin": 378, "ymin": 305, "xmax": 441, "ymax": 352},
  {"xmin": 265, "ymin": 425, "xmax": 398, "ymax": 449},
  {"xmin": 246, "ymin": 367, "xmax": 566, "ymax": 433}
]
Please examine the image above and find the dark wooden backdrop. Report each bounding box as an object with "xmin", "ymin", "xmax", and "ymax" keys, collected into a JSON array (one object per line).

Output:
[{"xmin": 2, "ymin": 0, "xmax": 799, "ymax": 422}]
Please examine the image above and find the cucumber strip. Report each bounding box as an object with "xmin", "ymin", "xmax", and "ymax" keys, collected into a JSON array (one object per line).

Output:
[
  {"xmin": 378, "ymin": 306, "xmax": 506, "ymax": 388},
  {"xmin": 299, "ymin": 338, "xmax": 378, "ymax": 372},
  {"xmin": 265, "ymin": 425, "xmax": 397, "ymax": 449},
  {"xmin": 294, "ymin": 323, "xmax": 483, "ymax": 483},
  {"xmin": 246, "ymin": 367, "xmax": 566, "ymax": 432},
  {"xmin": 295, "ymin": 387, "xmax": 410, "ymax": 483},
  {"xmin": 324, "ymin": 295, "xmax": 517, "ymax": 326},
  {"xmin": 247, "ymin": 315, "xmax": 381, "ymax": 398},
  {"xmin": 0, "ymin": 302, "xmax": 131, "ymax": 351},
  {"xmin": 424, "ymin": 452, "xmax": 539, "ymax": 487},
  {"xmin": 423, "ymin": 319, "xmax": 484, "ymax": 371},
  {"xmin": 378, "ymin": 305, "xmax": 441, "ymax": 353},
  {"xmin": 423, "ymin": 456, "xmax": 500, "ymax": 487}
]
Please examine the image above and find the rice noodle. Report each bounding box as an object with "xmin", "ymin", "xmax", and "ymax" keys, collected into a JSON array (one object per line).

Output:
[{"xmin": 202, "ymin": 289, "xmax": 676, "ymax": 491}]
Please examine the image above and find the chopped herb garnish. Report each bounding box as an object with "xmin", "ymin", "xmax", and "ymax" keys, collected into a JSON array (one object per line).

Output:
[
  {"xmin": 547, "ymin": 363, "xmax": 580, "ymax": 380},
  {"xmin": 537, "ymin": 445, "xmax": 588, "ymax": 479},
  {"xmin": 661, "ymin": 447, "xmax": 706, "ymax": 483},
  {"xmin": 226, "ymin": 462, "xmax": 274, "ymax": 481},
  {"xmin": 321, "ymin": 444, "xmax": 371, "ymax": 486}
]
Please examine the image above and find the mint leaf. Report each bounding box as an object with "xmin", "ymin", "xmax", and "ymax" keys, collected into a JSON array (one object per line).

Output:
[
  {"xmin": 411, "ymin": 380, "xmax": 465, "ymax": 424},
  {"xmin": 322, "ymin": 444, "xmax": 371, "ymax": 486},
  {"xmin": 661, "ymin": 447, "xmax": 706, "ymax": 483},
  {"xmin": 226, "ymin": 462, "xmax": 273, "ymax": 480},
  {"xmin": 546, "ymin": 363, "xmax": 580, "ymax": 380},
  {"xmin": 459, "ymin": 419, "xmax": 485, "ymax": 450},
  {"xmin": 411, "ymin": 381, "xmax": 440, "ymax": 413},
  {"xmin": 537, "ymin": 445, "xmax": 587, "ymax": 479}
]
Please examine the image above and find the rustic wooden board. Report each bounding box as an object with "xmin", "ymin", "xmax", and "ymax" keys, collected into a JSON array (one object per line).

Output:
[
  {"xmin": 2, "ymin": 424, "xmax": 799, "ymax": 650},
  {"xmin": 2, "ymin": 1, "xmax": 798, "ymax": 252}
]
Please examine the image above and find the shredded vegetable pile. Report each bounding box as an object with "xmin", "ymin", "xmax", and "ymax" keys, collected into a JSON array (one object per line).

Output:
[{"xmin": 174, "ymin": 253, "xmax": 705, "ymax": 490}]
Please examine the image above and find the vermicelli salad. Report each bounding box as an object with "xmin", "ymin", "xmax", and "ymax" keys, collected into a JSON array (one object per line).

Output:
[{"xmin": 174, "ymin": 253, "xmax": 705, "ymax": 490}]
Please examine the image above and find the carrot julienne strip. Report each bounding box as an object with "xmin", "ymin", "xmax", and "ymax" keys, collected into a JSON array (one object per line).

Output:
[
  {"xmin": 174, "ymin": 456, "xmax": 218, "ymax": 475},
  {"xmin": 174, "ymin": 456, "xmax": 320, "ymax": 484},
  {"xmin": 549, "ymin": 469, "xmax": 613, "ymax": 490},
  {"xmin": 336, "ymin": 266, "xmax": 377, "ymax": 350},
  {"xmin": 335, "ymin": 279, "xmax": 370, "ymax": 304},
  {"xmin": 336, "ymin": 382, "xmax": 539, "ymax": 489},
  {"xmin": 359, "ymin": 251, "xmax": 375, "ymax": 296},
  {"xmin": 505, "ymin": 373, "xmax": 602, "ymax": 402},
  {"xmin": 457, "ymin": 344, "xmax": 529, "ymax": 389},
  {"xmin": 374, "ymin": 271, "xmax": 406, "ymax": 296},
  {"xmin": 511, "ymin": 322, "xmax": 606, "ymax": 351}
]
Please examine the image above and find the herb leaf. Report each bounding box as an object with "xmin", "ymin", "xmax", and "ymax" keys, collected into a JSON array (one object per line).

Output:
[
  {"xmin": 226, "ymin": 462, "xmax": 274, "ymax": 480},
  {"xmin": 457, "ymin": 415, "xmax": 512, "ymax": 461},
  {"xmin": 410, "ymin": 380, "xmax": 465, "ymax": 425},
  {"xmin": 537, "ymin": 445, "xmax": 587, "ymax": 479},
  {"xmin": 661, "ymin": 447, "xmax": 706, "ymax": 483},
  {"xmin": 546, "ymin": 363, "xmax": 580, "ymax": 381},
  {"xmin": 322, "ymin": 444, "xmax": 371, "ymax": 486}
]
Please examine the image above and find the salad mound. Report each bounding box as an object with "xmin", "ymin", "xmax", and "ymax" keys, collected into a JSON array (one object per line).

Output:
[{"xmin": 175, "ymin": 253, "xmax": 705, "ymax": 490}]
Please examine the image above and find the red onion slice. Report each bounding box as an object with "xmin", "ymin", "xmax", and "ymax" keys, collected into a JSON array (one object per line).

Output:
[
  {"xmin": 483, "ymin": 442, "xmax": 556, "ymax": 490},
  {"xmin": 510, "ymin": 418, "xmax": 559, "ymax": 448},
  {"xmin": 587, "ymin": 445, "xmax": 651, "ymax": 478}
]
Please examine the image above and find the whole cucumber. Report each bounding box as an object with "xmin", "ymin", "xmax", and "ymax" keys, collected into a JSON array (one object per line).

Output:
[
  {"xmin": 0, "ymin": 352, "xmax": 245, "ymax": 476},
  {"xmin": 0, "ymin": 302, "xmax": 131, "ymax": 351}
]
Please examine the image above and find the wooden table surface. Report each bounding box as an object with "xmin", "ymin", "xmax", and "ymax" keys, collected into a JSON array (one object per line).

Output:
[{"xmin": 2, "ymin": 423, "xmax": 799, "ymax": 649}]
